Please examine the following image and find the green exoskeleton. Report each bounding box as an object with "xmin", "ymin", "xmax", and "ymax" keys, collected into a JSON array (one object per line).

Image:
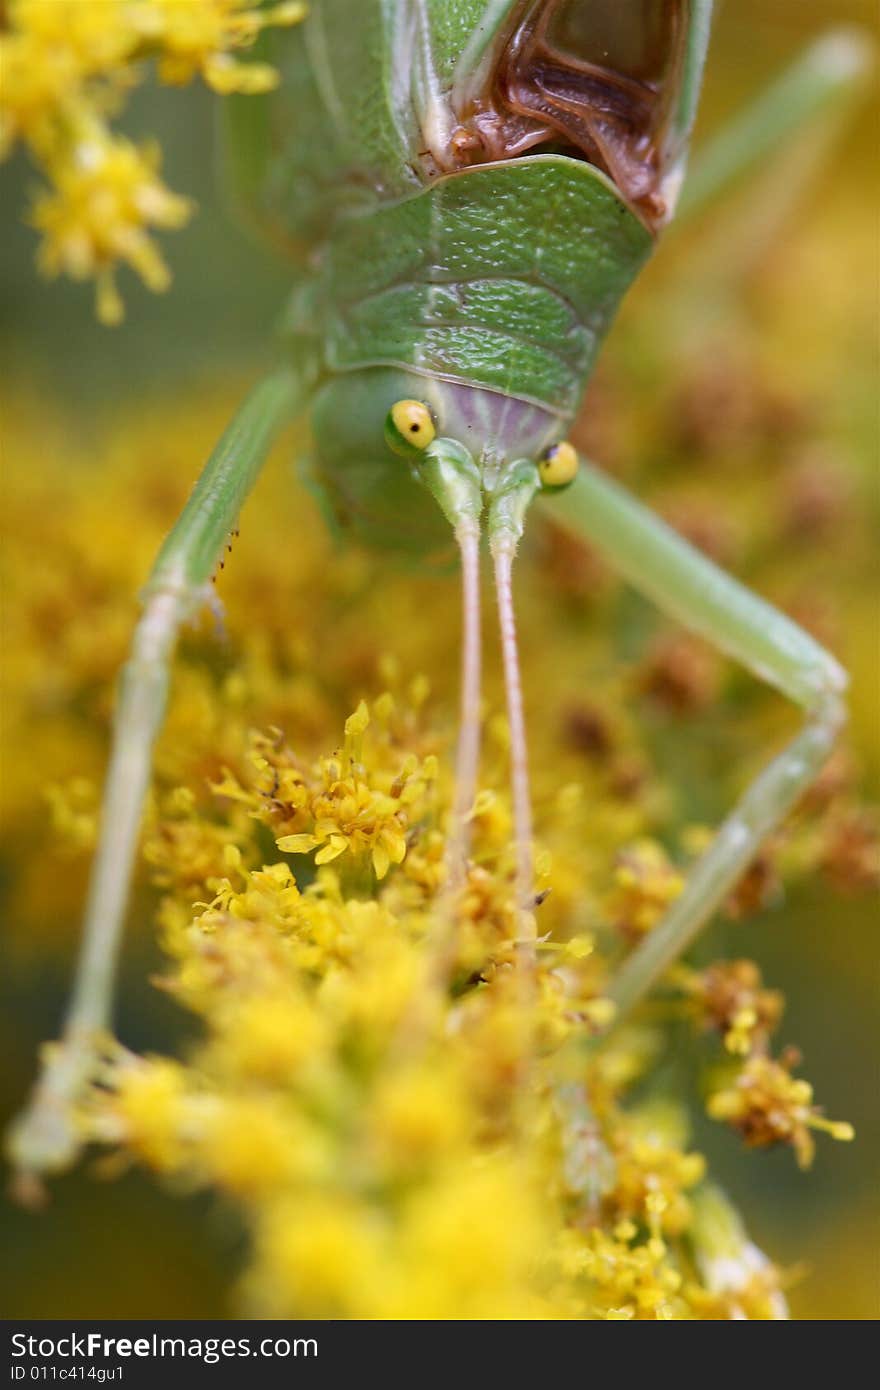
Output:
[{"xmin": 9, "ymin": 1, "xmax": 870, "ymax": 1184}]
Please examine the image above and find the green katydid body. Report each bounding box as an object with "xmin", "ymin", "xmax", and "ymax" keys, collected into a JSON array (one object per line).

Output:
[
  {"xmin": 226, "ymin": 0, "xmax": 712, "ymax": 550},
  {"xmin": 10, "ymin": 2, "xmax": 868, "ymax": 1194}
]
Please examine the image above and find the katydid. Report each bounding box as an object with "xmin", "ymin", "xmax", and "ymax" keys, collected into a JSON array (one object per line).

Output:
[{"xmin": 8, "ymin": 1, "xmax": 870, "ymax": 1184}]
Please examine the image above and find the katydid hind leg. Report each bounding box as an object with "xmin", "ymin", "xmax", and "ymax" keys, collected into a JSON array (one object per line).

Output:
[
  {"xmin": 677, "ymin": 27, "xmax": 872, "ymax": 226},
  {"xmin": 540, "ymin": 460, "xmax": 846, "ymax": 1026},
  {"xmin": 7, "ymin": 367, "xmax": 305, "ymax": 1190},
  {"xmin": 670, "ymin": 29, "xmax": 872, "ymax": 308}
]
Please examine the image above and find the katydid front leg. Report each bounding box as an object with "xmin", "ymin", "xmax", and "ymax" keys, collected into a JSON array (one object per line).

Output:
[
  {"xmin": 8, "ymin": 367, "xmax": 305, "ymax": 1188},
  {"xmin": 541, "ymin": 459, "xmax": 846, "ymax": 1026}
]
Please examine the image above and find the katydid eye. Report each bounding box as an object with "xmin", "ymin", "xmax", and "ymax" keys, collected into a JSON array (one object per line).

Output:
[
  {"xmin": 385, "ymin": 399, "xmax": 437, "ymax": 456},
  {"xmin": 539, "ymin": 440, "xmax": 578, "ymax": 490}
]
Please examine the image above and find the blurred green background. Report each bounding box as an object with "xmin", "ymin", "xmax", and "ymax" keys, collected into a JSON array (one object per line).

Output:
[{"xmin": 1, "ymin": 0, "xmax": 878, "ymax": 1319}]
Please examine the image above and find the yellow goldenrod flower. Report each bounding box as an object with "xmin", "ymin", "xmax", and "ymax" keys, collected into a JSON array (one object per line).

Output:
[
  {"xmin": 367, "ymin": 1062, "xmax": 471, "ymax": 1174},
  {"xmin": 247, "ymin": 1193, "xmax": 389, "ymax": 1319},
  {"xmin": 105, "ymin": 1056, "xmax": 192, "ymax": 1172},
  {"xmin": 607, "ymin": 838, "xmax": 686, "ymax": 939},
  {"xmin": 198, "ymin": 1097, "xmax": 328, "ymax": 1197},
  {"xmin": 0, "ymin": 0, "xmax": 305, "ymax": 318},
  {"xmin": 707, "ymin": 1051, "xmax": 855, "ymax": 1169},
  {"xmin": 32, "ymin": 131, "xmax": 193, "ymax": 324},
  {"xmin": 216, "ymin": 705, "xmax": 437, "ymax": 882},
  {"xmin": 3, "ymin": 382, "xmax": 869, "ymax": 1318},
  {"xmin": 676, "ymin": 959, "xmax": 785, "ymax": 1056},
  {"xmin": 611, "ymin": 1123, "xmax": 706, "ymax": 1237},
  {"xmin": 573, "ymin": 1226, "xmax": 688, "ymax": 1321},
  {"xmin": 135, "ymin": 1, "xmax": 307, "ymax": 93}
]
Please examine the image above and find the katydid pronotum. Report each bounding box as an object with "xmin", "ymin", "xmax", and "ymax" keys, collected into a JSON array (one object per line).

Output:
[{"xmin": 9, "ymin": 1, "xmax": 870, "ymax": 1185}]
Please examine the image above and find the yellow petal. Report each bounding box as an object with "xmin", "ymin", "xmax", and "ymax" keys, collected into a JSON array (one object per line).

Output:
[
  {"xmin": 344, "ymin": 701, "xmax": 370, "ymax": 738},
  {"xmin": 315, "ymin": 841, "xmax": 347, "ymax": 865},
  {"xmin": 276, "ymin": 834, "xmax": 318, "ymax": 854},
  {"xmin": 383, "ymin": 829, "xmax": 407, "ymax": 865}
]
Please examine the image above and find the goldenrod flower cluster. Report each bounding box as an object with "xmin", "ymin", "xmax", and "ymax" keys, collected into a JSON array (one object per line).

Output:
[
  {"xmin": 707, "ymin": 1051, "xmax": 855, "ymax": 1171},
  {"xmin": 5, "ymin": 379, "xmax": 869, "ymax": 1319},
  {"xmin": 674, "ymin": 959, "xmax": 784, "ymax": 1056},
  {"xmin": 0, "ymin": 0, "xmax": 305, "ymax": 322},
  {"xmin": 211, "ymin": 701, "xmax": 438, "ymax": 883}
]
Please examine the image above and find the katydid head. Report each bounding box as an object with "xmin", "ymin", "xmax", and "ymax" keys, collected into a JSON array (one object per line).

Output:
[
  {"xmin": 310, "ymin": 368, "xmax": 568, "ymax": 553},
  {"xmin": 382, "ymin": 392, "xmax": 580, "ymax": 509}
]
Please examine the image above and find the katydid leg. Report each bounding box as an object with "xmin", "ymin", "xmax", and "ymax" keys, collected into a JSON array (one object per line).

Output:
[
  {"xmin": 540, "ymin": 459, "xmax": 846, "ymax": 1027},
  {"xmin": 670, "ymin": 30, "xmax": 872, "ymax": 304},
  {"xmin": 443, "ymin": 517, "xmax": 483, "ymax": 902},
  {"xmin": 8, "ymin": 367, "xmax": 305, "ymax": 1184},
  {"xmin": 488, "ymin": 463, "xmax": 541, "ymax": 958},
  {"xmin": 491, "ymin": 538, "xmax": 534, "ymax": 938},
  {"xmin": 414, "ymin": 439, "xmax": 485, "ymax": 919}
]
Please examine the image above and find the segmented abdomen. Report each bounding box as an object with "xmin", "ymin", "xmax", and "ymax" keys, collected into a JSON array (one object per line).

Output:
[{"xmin": 321, "ymin": 158, "xmax": 652, "ymax": 419}]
